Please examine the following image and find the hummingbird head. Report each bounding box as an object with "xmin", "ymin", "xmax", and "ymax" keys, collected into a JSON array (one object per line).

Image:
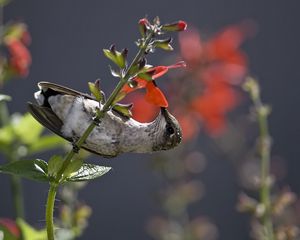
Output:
[{"xmin": 152, "ymin": 107, "xmax": 182, "ymax": 151}]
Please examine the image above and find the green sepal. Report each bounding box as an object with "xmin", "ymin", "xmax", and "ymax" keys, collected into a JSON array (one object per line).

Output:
[
  {"xmin": 66, "ymin": 164, "xmax": 111, "ymax": 182},
  {"xmin": 0, "ymin": 159, "xmax": 48, "ymax": 182},
  {"xmin": 103, "ymin": 48, "xmax": 126, "ymax": 69},
  {"xmin": 137, "ymin": 72, "xmax": 153, "ymax": 81},
  {"xmin": 152, "ymin": 38, "xmax": 173, "ymax": 51},
  {"xmin": 112, "ymin": 103, "xmax": 133, "ymax": 118},
  {"xmin": 88, "ymin": 82, "xmax": 102, "ymax": 102}
]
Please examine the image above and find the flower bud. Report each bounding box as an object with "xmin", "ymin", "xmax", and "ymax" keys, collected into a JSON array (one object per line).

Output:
[
  {"xmin": 138, "ymin": 18, "xmax": 150, "ymax": 37},
  {"xmin": 161, "ymin": 20, "xmax": 187, "ymax": 32}
]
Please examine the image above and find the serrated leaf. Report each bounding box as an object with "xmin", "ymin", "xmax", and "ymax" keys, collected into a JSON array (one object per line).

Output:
[
  {"xmin": 17, "ymin": 218, "xmax": 47, "ymax": 240},
  {"xmin": 0, "ymin": 94, "xmax": 11, "ymax": 102},
  {"xmin": 28, "ymin": 135, "xmax": 66, "ymax": 155},
  {"xmin": 63, "ymin": 158, "xmax": 84, "ymax": 179},
  {"xmin": 12, "ymin": 113, "xmax": 43, "ymax": 144},
  {"xmin": 67, "ymin": 164, "xmax": 111, "ymax": 182},
  {"xmin": 88, "ymin": 82, "xmax": 102, "ymax": 102},
  {"xmin": 0, "ymin": 159, "xmax": 48, "ymax": 182},
  {"xmin": 113, "ymin": 103, "xmax": 133, "ymax": 118}
]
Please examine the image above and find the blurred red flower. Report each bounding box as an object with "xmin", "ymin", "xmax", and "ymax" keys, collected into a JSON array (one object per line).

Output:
[
  {"xmin": 177, "ymin": 23, "xmax": 250, "ymax": 137},
  {"xmin": 129, "ymin": 23, "xmax": 250, "ymax": 140},
  {"xmin": 7, "ymin": 39, "xmax": 32, "ymax": 77},
  {"xmin": 0, "ymin": 218, "xmax": 21, "ymax": 238},
  {"xmin": 3, "ymin": 23, "xmax": 32, "ymax": 78}
]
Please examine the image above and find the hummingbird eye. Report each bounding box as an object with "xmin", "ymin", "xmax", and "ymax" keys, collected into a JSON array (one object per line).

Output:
[{"xmin": 166, "ymin": 125, "xmax": 175, "ymax": 135}]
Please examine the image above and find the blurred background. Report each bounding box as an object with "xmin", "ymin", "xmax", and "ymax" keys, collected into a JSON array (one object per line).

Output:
[{"xmin": 0, "ymin": 0, "xmax": 300, "ymax": 239}]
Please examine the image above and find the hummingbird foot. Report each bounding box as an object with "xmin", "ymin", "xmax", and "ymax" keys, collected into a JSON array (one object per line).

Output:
[
  {"xmin": 92, "ymin": 116, "xmax": 102, "ymax": 126},
  {"xmin": 72, "ymin": 143, "xmax": 80, "ymax": 153}
]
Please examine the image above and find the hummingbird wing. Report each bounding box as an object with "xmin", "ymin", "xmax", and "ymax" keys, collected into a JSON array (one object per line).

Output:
[
  {"xmin": 28, "ymin": 102, "xmax": 117, "ymax": 158},
  {"xmin": 38, "ymin": 82, "xmax": 95, "ymax": 100},
  {"xmin": 28, "ymin": 102, "xmax": 72, "ymax": 141}
]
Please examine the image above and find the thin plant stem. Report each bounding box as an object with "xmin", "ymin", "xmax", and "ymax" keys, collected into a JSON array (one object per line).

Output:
[
  {"xmin": 45, "ymin": 31, "xmax": 154, "ymax": 240},
  {"xmin": 46, "ymin": 184, "xmax": 57, "ymax": 240},
  {"xmin": 0, "ymin": 101, "xmax": 25, "ymax": 219},
  {"xmin": 245, "ymin": 78, "xmax": 274, "ymax": 240}
]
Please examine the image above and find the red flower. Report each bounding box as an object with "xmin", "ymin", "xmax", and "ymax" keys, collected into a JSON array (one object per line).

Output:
[
  {"xmin": 121, "ymin": 61, "xmax": 186, "ymax": 108},
  {"xmin": 7, "ymin": 39, "xmax": 32, "ymax": 77},
  {"xmin": 0, "ymin": 218, "xmax": 21, "ymax": 238},
  {"xmin": 175, "ymin": 23, "xmax": 249, "ymax": 137},
  {"xmin": 126, "ymin": 23, "xmax": 250, "ymax": 140}
]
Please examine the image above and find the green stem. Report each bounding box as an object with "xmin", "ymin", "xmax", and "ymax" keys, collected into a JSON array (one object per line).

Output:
[
  {"xmin": 1, "ymin": 101, "xmax": 25, "ymax": 219},
  {"xmin": 257, "ymin": 107, "xmax": 274, "ymax": 240},
  {"xmin": 246, "ymin": 78, "xmax": 274, "ymax": 240},
  {"xmin": 10, "ymin": 174, "xmax": 24, "ymax": 218},
  {"xmin": 45, "ymin": 31, "xmax": 154, "ymax": 240},
  {"xmin": 46, "ymin": 184, "xmax": 57, "ymax": 240}
]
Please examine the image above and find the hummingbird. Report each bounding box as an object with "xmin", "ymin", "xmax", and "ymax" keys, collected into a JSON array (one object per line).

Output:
[{"xmin": 28, "ymin": 82, "xmax": 182, "ymax": 158}]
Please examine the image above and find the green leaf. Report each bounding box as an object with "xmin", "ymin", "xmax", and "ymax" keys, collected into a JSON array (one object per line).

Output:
[
  {"xmin": 12, "ymin": 113, "xmax": 43, "ymax": 144},
  {"xmin": 0, "ymin": 94, "xmax": 11, "ymax": 102},
  {"xmin": 63, "ymin": 158, "xmax": 84, "ymax": 179},
  {"xmin": 17, "ymin": 218, "xmax": 47, "ymax": 240},
  {"xmin": 48, "ymin": 155, "xmax": 63, "ymax": 178},
  {"xmin": 67, "ymin": 164, "xmax": 111, "ymax": 182},
  {"xmin": 0, "ymin": 125, "xmax": 14, "ymax": 145},
  {"xmin": 27, "ymin": 135, "xmax": 66, "ymax": 155},
  {"xmin": 113, "ymin": 103, "xmax": 133, "ymax": 118},
  {"xmin": 0, "ymin": 159, "xmax": 48, "ymax": 182},
  {"xmin": 88, "ymin": 82, "xmax": 102, "ymax": 102}
]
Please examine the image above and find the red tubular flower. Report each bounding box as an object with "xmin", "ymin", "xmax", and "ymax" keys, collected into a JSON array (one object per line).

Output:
[
  {"xmin": 127, "ymin": 23, "xmax": 249, "ymax": 140},
  {"xmin": 7, "ymin": 39, "xmax": 32, "ymax": 77},
  {"xmin": 121, "ymin": 61, "xmax": 186, "ymax": 107}
]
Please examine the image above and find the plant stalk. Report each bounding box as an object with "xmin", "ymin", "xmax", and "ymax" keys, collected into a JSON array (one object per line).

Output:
[
  {"xmin": 45, "ymin": 31, "xmax": 154, "ymax": 240},
  {"xmin": 246, "ymin": 78, "xmax": 274, "ymax": 240}
]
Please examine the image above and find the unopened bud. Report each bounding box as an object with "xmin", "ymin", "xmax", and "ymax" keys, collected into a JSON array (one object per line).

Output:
[{"xmin": 161, "ymin": 20, "xmax": 187, "ymax": 32}]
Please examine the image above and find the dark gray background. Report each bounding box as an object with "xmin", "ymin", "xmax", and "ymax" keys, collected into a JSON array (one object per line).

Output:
[{"xmin": 1, "ymin": 0, "xmax": 299, "ymax": 239}]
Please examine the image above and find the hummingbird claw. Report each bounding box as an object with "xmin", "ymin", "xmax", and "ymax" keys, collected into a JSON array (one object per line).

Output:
[
  {"xmin": 72, "ymin": 141, "xmax": 80, "ymax": 153},
  {"xmin": 92, "ymin": 116, "xmax": 102, "ymax": 126}
]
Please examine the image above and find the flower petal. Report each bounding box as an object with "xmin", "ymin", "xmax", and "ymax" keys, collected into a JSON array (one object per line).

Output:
[{"xmin": 145, "ymin": 82, "xmax": 168, "ymax": 107}]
